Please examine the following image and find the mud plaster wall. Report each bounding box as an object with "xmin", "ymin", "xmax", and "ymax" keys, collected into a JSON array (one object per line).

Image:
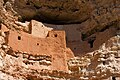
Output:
[
  {"xmin": 8, "ymin": 30, "xmax": 68, "ymax": 71},
  {"xmin": 44, "ymin": 24, "xmax": 117, "ymax": 56}
]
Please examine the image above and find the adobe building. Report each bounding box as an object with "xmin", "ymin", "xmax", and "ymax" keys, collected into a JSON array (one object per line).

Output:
[
  {"xmin": 3, "ymin": 20, "xmax": 74, "ymax": 71},
  {"xmin": 1, "ymin": 19, "xmax": 117, "ymax": 72}
]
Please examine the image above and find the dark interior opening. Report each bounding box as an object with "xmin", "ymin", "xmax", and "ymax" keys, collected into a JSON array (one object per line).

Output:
[
  {"xmin": 18, "ymin": 36, "xmax": 21, "ymax": 40},
  {"xmin": 54, "ymin": 34, "xmax": 57, "ymax": 37},
  {"xmin": 74, "ymin": 48, "xmax": 76, "ymax": 50},
  {"xmin": 103, "ymin": 61, "xmax": 105, "ymax": 65},
  {"xmin": 26, "ymin": 1, "xmax": 30, "ymax": 5},
  {"xmin": 0, "ymin": 24, "xmax": 1, "ymax": 30},
  {"xmin": 112, "ymin": 77, "xmax": 116, "ymax": 80},
  {"xmin": 27, "ymin": 79, "xmax": 31, "ymax": 80},
  {"xmin": 37, "ymin": 43, "xmax": 39, "ymax": 46},
  {"xmin": 88, "ymin": 40, "xmax": 94, "ymax": 48},
  {"xmin": 88, "ymin": 36, "xmax": 96, "ymax": 48}
]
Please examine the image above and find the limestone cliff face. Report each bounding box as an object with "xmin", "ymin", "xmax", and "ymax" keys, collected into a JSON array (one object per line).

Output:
[
  {"xmin": 0, "ymin": 0, "xmax": 120, "ymax": 80},
  {"xmin": 11, "ymin": 0, "xmax": 120, "ymax": 24}
]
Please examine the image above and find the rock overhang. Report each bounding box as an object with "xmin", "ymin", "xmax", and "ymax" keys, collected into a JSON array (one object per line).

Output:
[{"xmin": 12, "ymin": 0, "xmax": 92, "ymax": 24}]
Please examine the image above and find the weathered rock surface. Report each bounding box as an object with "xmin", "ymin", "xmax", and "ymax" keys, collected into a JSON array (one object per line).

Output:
[
  {"xmin": 0, "ymin": 0, "xmax": 119, "ymax": 38},
  {"xmin": 0, "ymin": 0, "xmax": 120, "ymax": 80},
  {"xmin": 68, "ymin": 36, "xmax": 120, "ymax": 80},
  {"xmin": 12, "ymin": 0, "xmax": 92, "ymax": 24},
  {"xmin": 0, "ymin": 25, "xmax": 120, "ymax": 79}
]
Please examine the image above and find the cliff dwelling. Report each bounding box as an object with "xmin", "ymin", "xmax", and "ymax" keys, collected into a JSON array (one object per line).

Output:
[
  {"xmin": 0, "ymin": 19, "xmax": 118, "ymax": 72},
  {"xmin": 6, "ymin": 20, "xmax": 118, "ymax": 57},
  {"xmin": 0, "ymin": 0, "xmax": 120, "ymax": 79},
  {"xmin": 2, "ymin": 20, "xmax": 73, "ymax": 71}
]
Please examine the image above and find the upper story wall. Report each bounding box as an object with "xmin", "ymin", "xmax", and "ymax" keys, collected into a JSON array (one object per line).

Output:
[{"xmin": 44, "ymin": 24, "xmax": 82, "ymax": 42}]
